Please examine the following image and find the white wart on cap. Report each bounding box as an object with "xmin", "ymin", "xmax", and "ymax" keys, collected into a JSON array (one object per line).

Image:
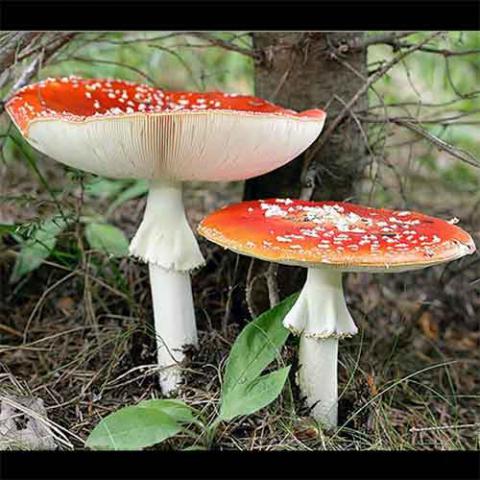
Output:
[{"xmin": 198, "ymin": 199, "xmax": 475, "ymax": 272}]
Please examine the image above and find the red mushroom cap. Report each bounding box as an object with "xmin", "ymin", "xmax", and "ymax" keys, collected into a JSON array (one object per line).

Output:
[
  {"xmin": 6, "ymin": 76, "xmax": 325, "ymax": 135},
  {"xmin": 198, "ymin": 199, "xmax": 476, "ymax": 272},
  {"xmin": 165, "ymin": 91, "xmax": 326, "ymax": 118},
  {"xmin": 6, "ymin": 76, "xmax": 167, "ymax": 134},
  {"xmin": 5, "ymin": 77, "xmax": 326, "ymax": 182}
]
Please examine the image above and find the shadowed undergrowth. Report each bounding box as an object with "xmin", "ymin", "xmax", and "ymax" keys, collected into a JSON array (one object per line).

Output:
[{"xmin": 0, "ymin": 176, "xmax": 478, "ymax": 450}]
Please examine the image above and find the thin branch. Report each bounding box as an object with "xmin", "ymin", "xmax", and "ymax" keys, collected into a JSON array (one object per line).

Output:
[
  {"xmin": 245, "ymin": 258, "xmax": 261, "ymax": 319},
  {"xmin": 15, "ymin": 32, "xmax": 76, "ymax": 63},
  {"xmin": 394, "ymin": 42, "xmax": 480, "ymax": 57},
  {"xmin": 1, "ymin": 33, "xmax": 77, "ymax": 113},
  {"xmin": 360, "ymin": 111, "xmax": 480, "ymax": 126},
  {"xmin": 265, "ymin": 263, "xmax": 280, "ymax": 308},
  {"xmin": 193, "ymin": 32, "xmax": 259, "ymax": 61},
  {"xmin": 0, "ymin": 32, "xmax": 38, "ymax": 71},
  {"xmin": 300, "ymin": 32, "xmax": 443, "ymax": 199},
  {"xmin": 7, "ymin": 53, "xmax": 43, "ymax": 95},
  {"xmin": 60, "ymin": 56, "xmax": 157, "ymax": 86},
  {"xmin": 95, "ymin": 32, "xmax": 187, "ymax": 46},
  {"xmin": 444, "ymin": 55, "xmax": 467, "ymax": 98},
  {"xmin": 361, "ymin": 114, "xmax": 480, "ymax": 168},
  {"xmin": 352, "ymin": 31, "xmax": 480, "ymax": 57},
  {"xmin": 390, "ymin": 118, "xmax": 480, "ymax": 168},
  {"xmin": 147, "ymin": 44, "xmax": 201, "ymax": 90},
  {"xmin": 337, "ymin": 31, "xmax": 417, "ymax": 53},
  {"xmin": 364, "ymin": 93, "xmax": 480, "ymax": 111}
]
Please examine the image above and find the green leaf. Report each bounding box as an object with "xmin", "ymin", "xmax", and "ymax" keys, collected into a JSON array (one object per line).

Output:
[
  {"xmin": 222, "ymin": 293, "xmax": 297, "ymax": 396},
  {"xmin": 219, "ymin": 366, "xmax": 291, "ymax": 421},
  {"xmin": 137, "ymin": 399, "xmax": 195, "ymax": 424},
  {"xmin": 106, "ymin": 180, "xmax": 148, "ymax": 217},
  {"xmin": 10, "ymin": 215, "xmax": 69, "ymax": 283},
  {"xmin": 84, "ymin": 222, "xmax": 129, "ymax": 257},
  {"xmin": 0, "ymin": 224, "xmax": 16, "ymax": 236},
  {"xmin": 86, "ymin": 402, "xmax": 183, "ymax": 451},
  {"xmin": 217, "ymin": 294, "xmax": 297, "ymax": 422},
  {"xmin": 85, "ymin": 178, "xmax": 129, "ymax": 199}
]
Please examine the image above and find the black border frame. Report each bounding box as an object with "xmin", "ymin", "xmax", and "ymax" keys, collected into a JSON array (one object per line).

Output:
[
  {"xmin": 1, "ymin": 0, "xmax": 479, "ymax": 30},
  {"xmin": 0, "ymin": 1, "xmax": 479, "ymax": 479},
  {"xmin": 1, "ymin": 450, "xmax": 480, "ymax": 479}
]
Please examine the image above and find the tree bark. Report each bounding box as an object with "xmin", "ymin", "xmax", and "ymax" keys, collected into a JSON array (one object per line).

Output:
[
  {"xmin": 241, "ymin": 32, "xmax": 368, "ymax": 314},
  {"xmin": 245, "ymin": 32, "xmax": 368, "ymax": 202}
]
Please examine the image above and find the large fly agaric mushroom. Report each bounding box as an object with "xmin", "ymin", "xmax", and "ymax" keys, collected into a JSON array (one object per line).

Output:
[
  {"xmin": 5, "ymin": 76, "xmax": 326, "ymax": 394},
  {"xmin": 198, "ymin": 199, "xmax": 476, "ymax": 428}
]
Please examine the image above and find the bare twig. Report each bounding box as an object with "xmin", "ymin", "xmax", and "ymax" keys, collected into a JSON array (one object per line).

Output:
[
  {"xmin": 1, "ymin": 33, "xmax": 76, "ymax": 113},
  {"xmin": 23, "ymin": 271, "xmax": 78, "ymax": 343},
  {"xmin": 270, "ymin": 51, "xmax": 296, "ymax": 101},
  {"xmin": 410, "ymin": 423, "xmax": 480, "ymax": 433},
  {"xmin": 193, "ymin": 32, "xmax": 259, "ymax": 61},
  {"xmin": 337, "ymin": 31, "xmax": 417, "ymax": 53},
  {"xmin": 393, "ymin": 43, "xmax": 480, "ymax": 57},
  {"xmin": 347, "ymin": 30, "xmax": 480, "ymax": 57},
  {"xmin": 15, "ymin": 32, "xmax": 76, "ymax": 63},
  {"xmin": 245, "ymin": 258, "xmax": 260, "ymax": 318},
  {"xmin": 60, "ymin": 56, "xmax": 157, "ymax": 86},
  {"xmin": 360, "ymin": 111, "xmax": 480, "ymax": 126},
  {"xmin": 0, "ymin": 32, "xmax": 38, "ymax": 72},
  {"xmin": 265, "ymin": 263, "xmax": 280, "ymax": 308},
  {"xmin": 444, "ymin": 55, "xmax": 467, "ymax": 98},
  {"xmin": 0, "ymin": 323, "xmax": 23, "ymax": 338},
  {"xmin": 222, "ymin": 254, "xmax": 240, "ymax": 334},
  {"xmin": 361, "ymin": 115, "xmax": 480, "ymax": 168},
  {"xmin": 364, "ymin": 93, "xmax": 480, "ymax": 111},
  {"xmin": 148, "ymin": 44, "xmax": 202, "ymax": 90},
  {"xmin": 300, "ymin": 31, "xmax": 443, "ymax": 199},
  {"xmin": 7, "ymin": 53, "xmax": 43, "ymax": 95}
]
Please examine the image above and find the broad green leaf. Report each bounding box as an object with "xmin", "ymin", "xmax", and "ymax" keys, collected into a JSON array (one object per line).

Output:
[
  {"xmin": 0, "ymin": 224, "xmax": 16, "ymax": 236},
  {"xmin": 106, "ymin": 180, "xmax": 148, "ymax": 217},
  {"xmin": 138, "ymin": 399, "xmax": 195, "ymax": 424},
  {"xmin": 10, "ymin": 215, "xmax": 69, "ymax": 283},
  {"xmin": 86, "ymin": 404, "xmax": 182, "ymax": 451},
  {"xmin": 84, "ymin": 222, "xmax": 129, "ymax": 257},
  {"xmin": 222, "ymin": 293, "xmax": 297, "ymax": 396},
  {"xmin": 219, "ymin": 366, "xmax": 291, "ymax": 421},
  {"xmin": 85, "ymin": 178, "xmax": 128, "ymax": 199}
]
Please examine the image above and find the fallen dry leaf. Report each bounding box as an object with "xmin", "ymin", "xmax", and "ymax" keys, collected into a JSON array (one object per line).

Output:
[
  {"xmin": 366, "ymin": 372, "xmax": 379, "ymax": 396},
  {"xmin": 418, "ymin": 311, "xmax": 439, "ymax": 340},
  {"xmin": 56, "ymin": 296, "xmax": 75, "ymax": 316},
  {"xmin": 0, "ymin": 395, "xmax": 57, "ymax": 450},
  {"xmin": 292, "ymin": 417, "xmax": 319, "ymax": 441}
]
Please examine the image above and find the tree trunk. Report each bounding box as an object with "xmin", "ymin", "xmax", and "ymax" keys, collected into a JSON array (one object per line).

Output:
[
  {"xmin": 245, "ymin": 32, "xmax": 367, "ymax": 201},
  {"xmin": 241, "ymin": 32, "xmax": 368, "ymax": 314}
]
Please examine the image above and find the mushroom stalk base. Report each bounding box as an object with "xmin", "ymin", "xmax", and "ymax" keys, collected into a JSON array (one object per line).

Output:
[
  {"xmin": 297, "ymin": 336, "xmax": 338, "ymax": 429},
  {"xmin": 150, "ymin": 263, "xmax": 198, "ymax": 395},
  {"xmin": 129, "ymin": 178, "xmax": 205, "ymax": 271},
  {"xmin": 283, "ymin": 268, "xmax": 358, "ymax": 428}
]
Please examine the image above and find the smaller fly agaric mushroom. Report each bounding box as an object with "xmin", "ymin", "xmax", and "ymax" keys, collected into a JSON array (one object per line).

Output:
[
  {"xmin": 198, "ymin": 199, "xmax": 476, "ymax": 428},
  {"xmin": 6, "ymin": 76, "xmax": 326, "ymax": 395}
]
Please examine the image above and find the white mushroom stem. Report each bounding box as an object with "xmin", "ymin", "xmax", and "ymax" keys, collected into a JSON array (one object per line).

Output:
[
  {"xmin": 129, "ymin": 178, "xmax": 204, "ymax": 394},
  {"xmin": 283, "ymin": 268, "xmax": 358, "ymax": 429},
  {"xmin": 150, "ymin": 264, "xmax": 198, "ymax": 395},
  {"xmin": 129, "ymin": 178, "xmax": 205, "ymax": 270}
]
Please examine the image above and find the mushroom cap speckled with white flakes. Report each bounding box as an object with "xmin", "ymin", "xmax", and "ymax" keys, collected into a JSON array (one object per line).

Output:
[
  {"xmin": 6, "ymin": 76, "xmax": 326, "ymax": 181},
  {"xmin": 198, "ymin": 199, "xmax": 476, "ymax": 272}
]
